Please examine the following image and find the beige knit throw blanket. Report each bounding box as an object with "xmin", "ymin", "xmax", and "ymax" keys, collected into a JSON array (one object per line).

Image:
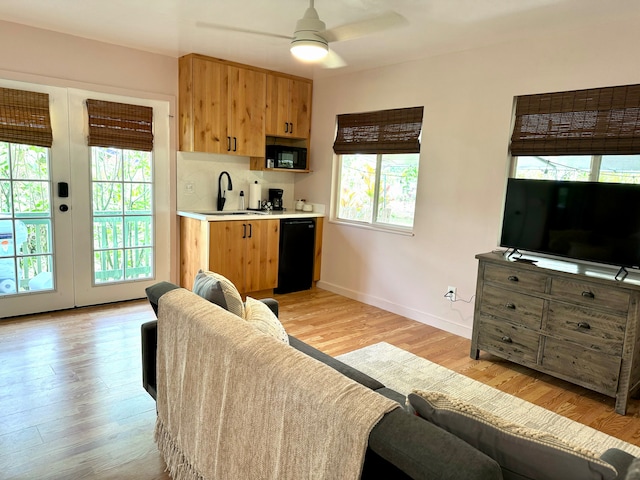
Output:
[{"xmin": 154, "ymin": 289, "xmax": 399, "ymax": 480}]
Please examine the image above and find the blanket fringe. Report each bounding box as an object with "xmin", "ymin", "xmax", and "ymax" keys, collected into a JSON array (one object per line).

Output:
[{"xmin": 155, "ymin": 417, "xmax": 205, "ymax": 480}]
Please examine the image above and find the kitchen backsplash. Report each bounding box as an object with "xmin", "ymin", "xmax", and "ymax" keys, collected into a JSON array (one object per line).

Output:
[{"xmin": 177, "ymin": 152, "xmax": 297, "ymax": 212}]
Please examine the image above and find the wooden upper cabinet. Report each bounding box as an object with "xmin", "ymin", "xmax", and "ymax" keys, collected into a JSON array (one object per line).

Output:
[
  {"xmin": 227, "ymin": 66, "xmax": 266, "ymax": 156},
  {"xmin": 266, "ymin": 74, "xmax": 312, "ymax": 139},
  {"xmin": 179, "ymin": 54, "xmax": 266, "ymax": 157}
]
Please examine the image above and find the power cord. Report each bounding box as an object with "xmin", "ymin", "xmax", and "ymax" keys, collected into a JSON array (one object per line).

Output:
[{"xmin": 443, "ymin": 289, "xmax": 475, "ymax": 304}]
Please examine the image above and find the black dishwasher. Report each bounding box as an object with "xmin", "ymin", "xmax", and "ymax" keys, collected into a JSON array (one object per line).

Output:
[{"xmin": 275, "ymin": 218, "xmax": 316, "ymax": 294}]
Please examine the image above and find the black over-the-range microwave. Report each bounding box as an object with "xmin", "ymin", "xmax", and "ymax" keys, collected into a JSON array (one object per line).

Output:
[{"xmin": 265, "ymin": 145, "xmax": 307, "ymax": 170}]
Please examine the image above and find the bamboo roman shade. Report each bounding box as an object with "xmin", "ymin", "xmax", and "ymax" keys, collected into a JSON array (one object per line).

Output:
[
  {"xmin": 0, "ymin": 87, "xmax": 53, "ymax": 148},
  {"xmin": 333, "ymin": 106, "xmax": 424, "ymax": 154},
  {"xmin": 86, "ymin": 99, "xmax": 154, "ymax": 151},
  {"xmin": 511, "ymin": 84, "xmax": 640, "ymax": 156}
]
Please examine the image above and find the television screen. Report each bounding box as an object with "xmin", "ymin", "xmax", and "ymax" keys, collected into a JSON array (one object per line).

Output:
[{"xmin": 500, "ymin": 178, "xmax": 640, "ymax": 268}]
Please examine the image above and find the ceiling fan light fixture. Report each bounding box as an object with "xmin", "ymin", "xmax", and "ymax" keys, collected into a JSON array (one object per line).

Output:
[{"xmin": 290, "ymin": 38, "xmax": 329, "ymax": 62}]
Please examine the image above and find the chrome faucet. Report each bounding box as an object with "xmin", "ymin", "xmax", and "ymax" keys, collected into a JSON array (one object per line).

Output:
[{"xmin": 217, "ymin": 171, "xmax": 233, "ymax": 211}]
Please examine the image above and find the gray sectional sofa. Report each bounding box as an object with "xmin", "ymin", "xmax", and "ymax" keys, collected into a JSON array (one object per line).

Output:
[{"xmin": 141, "ymin": 281, "xmax": 637, "ymax": 480}]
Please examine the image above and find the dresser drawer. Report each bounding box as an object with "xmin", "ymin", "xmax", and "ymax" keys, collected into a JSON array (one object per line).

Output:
[
  {"xmin": 541, "ymin": 337, "xmax": 621, "ymax": 396},
  {"xmin": 550, "ymin": 277, "xmax": 630, "ymax": 313},
  {"xmin": 483, "ymin": 263, "xmax": 548, "ymax": 294},
  {"xmin": 480, "ymin": 284, "xmax": 544, "ymax": 329},
  {"xmin": 546, "ymin": 302, "xmax": 626, "ymax": 356},
  {"xmin": 476, "ymin": 314, "xmax": 540, "ymax": 364}
]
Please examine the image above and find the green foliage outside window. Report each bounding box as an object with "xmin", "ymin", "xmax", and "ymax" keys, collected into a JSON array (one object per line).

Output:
[
  {"xmin": 0, "ymin": 142, "xmax": 53, "ymax": 293},
  {"xmin": 91, "ymin": 147, "xmax": 154, "ymax": 283},
  {"xmin": 338, "ymin": 153, "xmax": 419, "ymax": 229}
]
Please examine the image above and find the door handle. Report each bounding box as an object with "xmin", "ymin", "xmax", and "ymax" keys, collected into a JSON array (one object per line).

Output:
[
  {"xmin": 242, "ymin": 224, "xmax": 247, "ymax": 239},
  {"xmin": 233, "ymin": 137, "xmax": 237, "ymax": 152},
  {"xmin": 227, "ymin": 136, "xmax": 231, "ymax": 151},
  {"xmin": 248, "ymin": 223, "xmax": 252, "ymax": 238},
  {"xmin": 59, "ymin": 204, "xmax": 69, "ymax": 212},
  {"xmin": 284, "ymin": 122, "xmax": 289, "ymax": 133},
  {"xmin": 289, "ymin": 122, "xmax": 293, "ymax": 134}
]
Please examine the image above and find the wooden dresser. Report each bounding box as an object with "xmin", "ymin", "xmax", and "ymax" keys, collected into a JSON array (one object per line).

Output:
[{"xmin": 471, "ymin": 251, "xmax": 640, "ymax": 414}]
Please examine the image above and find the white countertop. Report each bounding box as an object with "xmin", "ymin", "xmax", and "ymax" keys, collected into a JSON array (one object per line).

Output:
[{"xmin": 178, "ymin": 210, "xmax": 324, "ymax": 221}]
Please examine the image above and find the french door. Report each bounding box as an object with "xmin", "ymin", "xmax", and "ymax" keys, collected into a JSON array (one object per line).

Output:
[{"xmin": 0, "ymin": 80, "xmax": 170, "ymax": 318}]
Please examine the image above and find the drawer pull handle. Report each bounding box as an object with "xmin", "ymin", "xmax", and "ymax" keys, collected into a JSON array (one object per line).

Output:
[
  {"xmin": 508, "ymin": 275, "xmax": 519, "ymax": 282},
  {"xmin": 578, "ymin": 322, "xmax": 591, "ymax": 330},
  {"xmin": 581, "ymin": 291, "xmax": 595, "ymax": 299},
  {"xmin": 501, "ymin": 336, "xmax": 513, "ymax": 343},
  {"xmin": 505, "ymin": 303, "xmax": 516, "ymax": 310}
]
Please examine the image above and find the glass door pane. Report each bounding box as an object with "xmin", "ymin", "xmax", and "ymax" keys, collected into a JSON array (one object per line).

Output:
[
  {"xmin": 91, "ymin": 147, "xmax": 154, "ymax": 284},
  {"xmin": 0, "ymin": 142, "xmax": 54, "ymax": 295}
]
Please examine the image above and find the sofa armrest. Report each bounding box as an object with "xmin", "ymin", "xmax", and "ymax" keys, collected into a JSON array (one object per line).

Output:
[
  {"xmin": 260, "ymin": 298, "xmax": 279, "ymax": 317},
  {"xmin": 145, "ymin": 281, "xmax": 180, "ymax": 315},
  {"xmin": 141, "ymin": 320, "xmax": 158, "ymax": 400},
  {"xmin": 600, "ymin": 448, "xmax": 637, "ymax": 480},
  {"xmin": 368, "ymin": 408, "xmax": 502, "ymax": 480}
]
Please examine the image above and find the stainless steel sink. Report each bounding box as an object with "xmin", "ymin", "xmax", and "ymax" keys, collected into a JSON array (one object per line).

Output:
[{"xmin": 195, "ymin": 210, "xmax": 268, "ymax": 216}]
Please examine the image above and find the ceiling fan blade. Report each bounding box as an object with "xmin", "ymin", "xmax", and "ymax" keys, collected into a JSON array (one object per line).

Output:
[
  {"xmin": 321, "ymin": 50, "xmax": 347, "ymax": 69},
  {"xmin": 196, "ymin": 21, "xmax": 292, "ymax": 41},
  {"xmin": 321, "ymin": 11, "xmax": 407, "ymax": 43}
]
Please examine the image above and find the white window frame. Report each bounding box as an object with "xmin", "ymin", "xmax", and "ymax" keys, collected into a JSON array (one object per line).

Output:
[{"xmin": 333, "ymin": 152, "xmax": 419, "ymax": 235}]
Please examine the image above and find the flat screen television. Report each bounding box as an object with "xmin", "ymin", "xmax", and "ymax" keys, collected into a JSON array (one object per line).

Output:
[{"xmin": 500, "ymin": 178, "xmax": 640, "ymax": 269}]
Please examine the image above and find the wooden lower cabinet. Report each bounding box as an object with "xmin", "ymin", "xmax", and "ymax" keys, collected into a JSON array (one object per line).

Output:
[
  {"xmin": 208, "ymin": 219, "xmax": 279, "ymax": 293},
  {"xmin": 471, "ymin": 251, "xmax": 640, "ymax": 415},
  {"xmin": 180, "ymin": 217, "xmax": 280, "ymax": 292}
]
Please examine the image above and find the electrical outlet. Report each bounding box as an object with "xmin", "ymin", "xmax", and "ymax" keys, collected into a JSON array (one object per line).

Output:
[{"xmin": 447, "ymin": 286, "xmax": 457, "ymax": 302}]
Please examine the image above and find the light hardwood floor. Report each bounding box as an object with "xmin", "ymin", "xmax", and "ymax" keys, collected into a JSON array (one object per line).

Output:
[{"xmin": 2, "ymin": 287, "xmax": 640, "ymax": 479}]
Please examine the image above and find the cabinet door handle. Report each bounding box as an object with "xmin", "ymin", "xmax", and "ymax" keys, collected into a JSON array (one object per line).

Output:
[
  {"xmin": 505, "ymin": 302, "xmax": 516, "ymax": 310},
  {"xmin": 242, "ymin": 224, "xmax": 247, "ymax": 239},
  {"xmin": 507, "ymin": 275, "xmax": 519, "ymax": 282},
  {"xmin": 289, "ymin": 122, "xmax": 293, "ymax": 134},
  {"xmin": 501, "ymin": 336, "xmax": 513, "ymax": 343},
  {"xmin": 227, "ymin": 136, "xmax": 231, "ymax": 151},
  {"xmin": 233, "ymin": 137, "xmax": 237, "ymax": 152},
  {"xmin": 248, "ymin": 223, "xmax": 252, "ymax": 238},
  {"xmin": 578, "ymin": 321, "xmax": 591, "ymax": 330},
  {"xmin": 581, "ymin": 291, "xmax": 595, "ymax": 299},
  {"xmin": 284, "ymin": 122, "xmax": 289, "ymax": 133}
]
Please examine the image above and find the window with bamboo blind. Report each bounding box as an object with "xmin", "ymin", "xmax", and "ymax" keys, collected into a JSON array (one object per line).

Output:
[
  {"xmin": 0, "ymin": 87, "xmax": 53, "ymax": 147},
  {"xmin": 510, "ymin": 84, "xmax": 640, "ymax": 183},
  {"xmin": 85, "ymin": 98, "xmax": 155, "ymax": 284},
  {"xmin": 86, "ymin": 99, "xmax": 153, "ymax": 152},
  {"xmin": 333, "ymin": 106, "xmax": 423, "ymax": 231}
]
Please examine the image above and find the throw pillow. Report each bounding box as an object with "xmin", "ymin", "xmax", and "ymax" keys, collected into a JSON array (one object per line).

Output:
[
  {"xmin": 407, "ymin": 390, "xmax": 617, "ymax": 480},
  {"xmin": 244, "ymin": 296, "xmax": 289, "ymax": 344},
  {"xmin": 192, "ymin": 269, "xmax": 245, "ymax": 318}
]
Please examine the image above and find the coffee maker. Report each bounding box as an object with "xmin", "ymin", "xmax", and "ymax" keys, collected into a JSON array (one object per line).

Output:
[{"xmin": 268, "ymin": 188, "xmax": 284, "ymax": 211}]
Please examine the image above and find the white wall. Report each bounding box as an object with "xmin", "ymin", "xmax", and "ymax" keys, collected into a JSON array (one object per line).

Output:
[
  {"xmin": 296, "ymin": 15, "xmax": 640, "ymax": 337},
  {"xmin": 0, "ymin": 21, "xmax": 176, "ymax": 95}
]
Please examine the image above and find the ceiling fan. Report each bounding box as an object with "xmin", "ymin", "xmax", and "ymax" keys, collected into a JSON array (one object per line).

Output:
[{"xmin": 196, "ymin": 0, "xmax": 407, "ymax": 68}]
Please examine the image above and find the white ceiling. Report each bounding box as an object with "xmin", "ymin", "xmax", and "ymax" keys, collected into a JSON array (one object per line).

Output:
[{"xmin": 1, "ymin": 0, "xmax": 639, "ymax": 79}]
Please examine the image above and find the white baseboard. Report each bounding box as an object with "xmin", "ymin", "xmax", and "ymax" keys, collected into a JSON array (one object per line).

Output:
[{"xmin": 316, "ymin": 280, "xmax": 472, "ymax": 339}]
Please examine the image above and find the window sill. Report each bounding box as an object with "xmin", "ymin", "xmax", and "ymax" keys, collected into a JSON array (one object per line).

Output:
[{"xmin": 329, "ymin": 218, "xmax": 415, "ymax": 236}]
